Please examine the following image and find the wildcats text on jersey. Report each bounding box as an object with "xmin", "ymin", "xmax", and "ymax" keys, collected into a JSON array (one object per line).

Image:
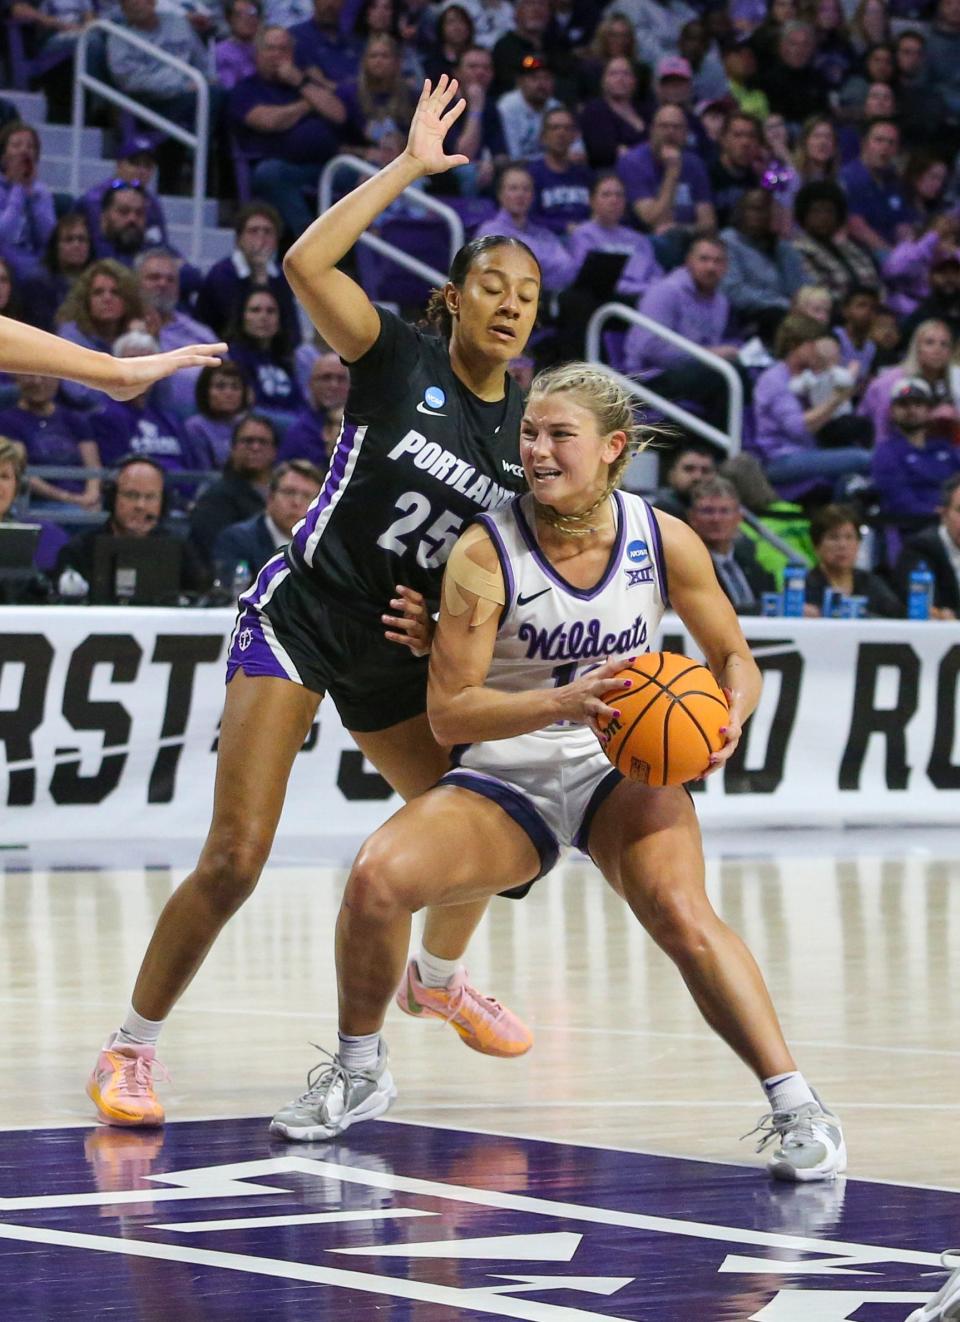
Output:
[
  {"xmin": 518, "ymin": 614, "xmax": 650, "ymax": 663},
  {"xmin": 387, "ymin": 430, "xmax": 516, "ymax": 511}
]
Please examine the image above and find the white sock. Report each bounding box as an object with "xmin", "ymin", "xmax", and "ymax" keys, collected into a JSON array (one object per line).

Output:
[
  {"xmin": 115, "ymin": 1005, "xmax": 165, "ymax": 1049},
  {"xmin": 763, "ymin": 1071, "xmax": 816, "ymax": 1114},
  {"xmin": 416, "ymin": 945, "xmax": 461, "ymax": 989},
  {"xmin": 338, "ymin": 1031, "xmax": 381, "ymax": 1071}
]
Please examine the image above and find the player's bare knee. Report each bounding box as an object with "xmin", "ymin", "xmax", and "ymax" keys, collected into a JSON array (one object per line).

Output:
[
  {"xmin": 195, "ymin": 835, "xmax": 270, "ymax": 914},
  {"xmin": 644, "ymin": 892, "xmax": 714, "ymax": 961},
  {"xmin": 344, "ymin": 838, "xmax": 413, "ymax": 923}
]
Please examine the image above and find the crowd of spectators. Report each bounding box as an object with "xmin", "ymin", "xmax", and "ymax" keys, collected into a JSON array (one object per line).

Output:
[{"xmin": 3, "ymin": 0, "xmax": 960, "ymax": 616}]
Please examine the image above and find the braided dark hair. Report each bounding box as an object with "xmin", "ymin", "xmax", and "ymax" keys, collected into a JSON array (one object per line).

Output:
[{"xmin": 422, "ymin": 234, "xmax": 541, "ymax": 337}]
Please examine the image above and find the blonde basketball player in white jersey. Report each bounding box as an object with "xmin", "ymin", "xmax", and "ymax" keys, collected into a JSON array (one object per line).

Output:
[{"xmin": 271, "ymin": 363, "xmax": 847, "ymax": 1185}]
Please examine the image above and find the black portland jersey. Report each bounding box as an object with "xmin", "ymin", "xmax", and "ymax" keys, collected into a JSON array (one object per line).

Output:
[{"xmin": 290, "ymin": 308, "xmax": 526, "ymax": 617}]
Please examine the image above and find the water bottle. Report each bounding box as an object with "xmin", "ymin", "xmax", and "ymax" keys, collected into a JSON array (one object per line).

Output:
[
  {"xmin": 856, "ymin": 525, "xmax": 876, "ymax": 571},
  {"xmin": 907, "ymin": 561, "xmax": 934, "ymax": 620},
  {"xmin": 782, "ymin": 564, "xmax": 806, "ymax": 617},
  {"xmin": 231, "ymin": 560, "xmax": 252, "ymax": 596}
]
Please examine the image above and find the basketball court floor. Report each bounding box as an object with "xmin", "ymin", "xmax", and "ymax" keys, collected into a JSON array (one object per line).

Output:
[{"xmin": 1, "ymin": 826, "xmax": 957, "ymax": 1320}]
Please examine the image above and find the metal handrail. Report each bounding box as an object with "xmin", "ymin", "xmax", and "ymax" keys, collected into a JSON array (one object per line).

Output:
[
  {"xmin": 586, "ymin": 302, "xmax": 743, "ymax": 455},
  {"xmin": 71, "ymin": 18, "xmax": 210, "ymax": 265},
  {"xmin": 318, "ymin": 154, "xmax": 465, "ymax": 286}
]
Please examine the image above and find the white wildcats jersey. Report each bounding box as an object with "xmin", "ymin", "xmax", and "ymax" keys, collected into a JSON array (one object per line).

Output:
[{"xmin": 474, "ymin": 490, "xmax": 668, "ymax": 732}]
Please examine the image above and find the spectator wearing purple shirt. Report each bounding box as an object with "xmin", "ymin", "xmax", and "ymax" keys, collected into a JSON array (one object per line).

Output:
[
  {"xmin": 291, "ymin": 0, "xmax": 363, "ymax": 82},
  {"xmin": 216, "ymin": 0, "xmax": 262, "ymax": 90},
  {"xmin": 80, "ymin": 134, "xmax": 169, "ymax": 253},
  {"xmin": 195, "ymin": 203, "xmax": 301, "ymax": 349},
  {"xmin": 0, "ymin": 374, "xmax": 101, "ymax": 510},
  {"xmin": 882, "ymin": 222, "xmax": 957, "ymax": 321},
  {"xmin": 555, "ymin": 173, "xmax": 660, "ymax": 358},
  {"xmin": 835, "ymin": 286, "xmax": 879, "ymax": 382},
  {"xmin": 859, "ymin": 319, "xmax": 960, "ymax": 447},
  {"xmin": 136, "ymin": 249, "xmax": 220, "ymax": 417},
  {"xmin": 580, "ymin": 56, "xmax": 647, "ymax": 171},
  {"xmin": 0, "ymin": 123, "xmax": 56, "ymax": 280},
  {"xmin": 277, "ymin": 351, "xmax": 349, "ymax": 466},
  {"xmin": 617, "ymin": 105, "xmax": 715, "ymax": 269},
  {"xmin": 227, "ymin": 287, "xmax": 304, "ymax": 424},
  {"xmin": 840, "ymin": 119, "xmax": 916, "ymax": 258},
  {"xmin": 473, "ymin": 164, "xmax": 578, "ymax": 293},
  {"xmin": 526, "ymin": 108, "xmax": 593, "ymax": 236},
  {"xmin": 93, "ymin": 183, "xmax": 192, "ymax": 281},
  {"xmin": 55, "ymin": 259, "xmax": 146, "ymax": 409},
  {"xmin": 0, "ymin": 438, "xmax": 66, "ymax": 574},
  {"xmin": 229, "ymin": 26, "xmax": 347, "ymax": 241},
  {"xmin": 89, "ymin": 331, "xmax": 199, "ymax": 484},
  {"xmin": 752, "ymin": 313, "xmax": 872, "ymax": 495},
  {"xmin": 625, "ymin": 236, "xmax": 742, "ymax": 431},
  {"xmin": 568, "ymin": 174, "xmax": 662, "ymax": 300},
  {"xmin": 97, "ymin": 203, "xmax": 204, "ymax": 339},
  {"xmin": 185, "ymin": 361, "xmax": 252, "ymax": 470},
  {"xmin": 872, "ymin": 375, "xmax": 960, "ymax": 523}
]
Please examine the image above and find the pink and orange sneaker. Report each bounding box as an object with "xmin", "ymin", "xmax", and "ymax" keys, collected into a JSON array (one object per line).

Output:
[
  {"xmin": 86, "ymin": 1038, "xmax": 167, "ymax": 1127},
  {"xmin": 395, "ymin": 960, "xmax": 533, "ymax": 1058}
]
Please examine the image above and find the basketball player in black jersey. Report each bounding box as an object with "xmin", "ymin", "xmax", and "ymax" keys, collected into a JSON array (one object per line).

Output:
[{"xmin": 86, "ymin": 76, "xmax": 543, "ymax": 1129}]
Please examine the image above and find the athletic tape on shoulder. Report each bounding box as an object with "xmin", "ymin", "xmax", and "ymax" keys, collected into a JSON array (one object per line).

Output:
[{"xmin": 443, "ymin": 524, "xmax": 505, "ymax": 627}]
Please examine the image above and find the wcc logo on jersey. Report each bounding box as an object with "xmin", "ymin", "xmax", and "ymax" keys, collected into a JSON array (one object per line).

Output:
[{"xmin": 624, "ymin": 538, "xmax": 654, "ymax": 588}]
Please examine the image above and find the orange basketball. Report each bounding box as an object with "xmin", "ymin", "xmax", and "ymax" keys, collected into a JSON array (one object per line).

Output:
[{"xmin": 599, "ymin": 652, "xmax": 729, "ymax": 786}]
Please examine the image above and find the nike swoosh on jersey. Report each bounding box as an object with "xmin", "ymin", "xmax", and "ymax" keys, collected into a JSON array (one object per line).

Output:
[
  {"xmin": 517, "ymin": 588, "xmax": 551, "ymax": 606},
  {"xmin": 416, "ymin": 401, "xmax": 447, "ymax": 416}
]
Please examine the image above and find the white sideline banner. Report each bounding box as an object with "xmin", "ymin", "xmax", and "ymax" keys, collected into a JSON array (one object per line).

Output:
[{"xmin": 0, "ymin": 608, "xmax": 958, "ymax": 845}]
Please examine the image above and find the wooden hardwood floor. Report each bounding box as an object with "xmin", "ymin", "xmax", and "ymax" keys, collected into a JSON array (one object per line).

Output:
[{"xmin": 1, "ymin": 829, "xmax": 956, "ymax": 1192}]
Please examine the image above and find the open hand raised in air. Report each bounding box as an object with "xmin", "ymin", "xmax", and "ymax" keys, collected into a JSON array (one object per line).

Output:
[{"xmin": 404, "ymin": 76, "xmax": 469, "ymax": 176}]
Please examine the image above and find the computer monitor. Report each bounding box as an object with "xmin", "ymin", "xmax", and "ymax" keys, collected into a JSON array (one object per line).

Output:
[
  {"xmin": 573, "ymin": 251, "xmax": 629, "ymax": 300},
  {"xmin": 0, "ymin": 522, "xmax": 41, "ymax": 571},
  {"xmin": 90, "ymin": 534, "xmax": 183, "ymax": 606}
]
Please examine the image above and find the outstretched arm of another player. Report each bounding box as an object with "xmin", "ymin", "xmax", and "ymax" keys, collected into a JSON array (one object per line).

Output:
[
  {"xmin": 654, "ymin": 508, "xmax": 762, "ymax": 775},
  {"xmin": 0, "ymin": 315, "xmax": 226, "ymax": 401},
  {"xmin": 283, "ymin": 76, "xmax": 468, "ymax": 364},
  {"xmin": 428, "ymin": 526, "xmax": 628, "ymax": 744}
]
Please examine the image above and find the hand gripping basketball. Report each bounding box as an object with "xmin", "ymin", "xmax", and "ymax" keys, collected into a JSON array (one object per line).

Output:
[
  {"xmin": 553, "ymin": 655, "xmax": 635, "ymax": 734},
  {"xmin": 597, "ymin": 652, "xmax": 731, "ymax": 786}
]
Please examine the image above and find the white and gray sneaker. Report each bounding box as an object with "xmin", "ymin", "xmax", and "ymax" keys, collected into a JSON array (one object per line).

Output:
[
  {"xmin": 907, "ymin": 1250, "xmax": 960, "ymax": 1322},
  {"xmin": 270, "ymin": 1043, "xmax": 397, "ymax": 1142},
  {"xmin": 744, "ymin": 1092, "xmax": 847, "ymax": 1182}
]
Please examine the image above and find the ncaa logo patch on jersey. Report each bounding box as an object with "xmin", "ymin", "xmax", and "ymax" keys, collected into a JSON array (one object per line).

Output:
[
  {"xmin": 625, "ymin": 539, "xmax": 653, "ymax": 587},
  {"xmin": 424, "ymin": 386, "xmax": 446, "ymax": 410}
]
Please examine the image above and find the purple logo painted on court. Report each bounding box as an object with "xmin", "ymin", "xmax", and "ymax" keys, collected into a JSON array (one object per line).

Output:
[{"xmin": 0, "ymin": 1119, "xmax": 952, "ymax": 1320}]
